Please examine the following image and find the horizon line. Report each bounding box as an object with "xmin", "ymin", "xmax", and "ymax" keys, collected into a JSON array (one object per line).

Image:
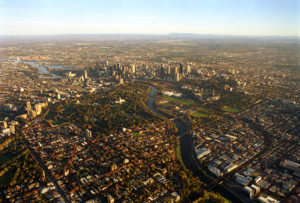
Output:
[{"xmin": 0, "ymin": 32, "xmax": 299, "ymax": 38}]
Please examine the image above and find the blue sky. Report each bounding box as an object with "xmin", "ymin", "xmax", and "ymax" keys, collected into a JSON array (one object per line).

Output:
[{"xmin": 0, "ymin": 0, "xmax": 299, "ymax": 36}]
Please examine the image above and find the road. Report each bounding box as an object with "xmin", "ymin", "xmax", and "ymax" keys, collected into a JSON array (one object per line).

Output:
[{"xmin": 21, "ymin": 138, "xmax": 70, "ymax": 203}]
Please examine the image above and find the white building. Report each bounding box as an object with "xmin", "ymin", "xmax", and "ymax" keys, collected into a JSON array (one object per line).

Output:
[
  {"xmin": 196, "ymin": 148, "xmax": 211, "ymax": 159},
  {"xmin": 115, "ymin": 98, "xmax": 126, "ymax": 104}
]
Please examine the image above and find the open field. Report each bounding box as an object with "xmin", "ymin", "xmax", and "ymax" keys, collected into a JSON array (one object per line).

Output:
[
  {"xmin": 191, "ymin": 111, "xmax": 210, "ymax": 117},
  {"xmin": 163, "ymin": 96, "xmax": 196, "ymax": 106},
  {"xmin": 132, "ymin": 132, "xmax": 144, "ymax": 138},
  {"xmin": 0, "ymin": 169, "xmax": 16, "ymax": 185},
  {"xmin": 223, "ymin": 106, "xmax": 241, "ymax": 113},
  {"xmin": 0, "ymin": 152, "xmax": 17, "ymax": 166}
]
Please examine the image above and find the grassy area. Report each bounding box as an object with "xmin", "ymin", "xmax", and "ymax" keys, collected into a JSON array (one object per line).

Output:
[
  {"xmin": 194, "ymin": 192, "xmax": 231, "ymax": 203},
  {"xmin": 0, "ymin": 152, "xmax": 18, "ymax": 166},
  {"xmin": 132, "ymin": 132, "xmax": 144, "ymax": 138},
  {"xmin": 223, "ymin": 106, "xmax": 241, "ymax": 113},
  {"xmin": 163, "ymin": 96, "xmax": 195, "ymax": 106},
  {"xmin": 52, "ymin": 120, "xmax": 68, "ymax": 125},
  {"xmin": 175, "ymin": 138, "xmax": 184, "ymax": 166},
  {"xmin": 48, "ymin": 83, "xmax": 158, "ymax": 134},
  {"xmin": 191, "ymin": 111, "xmax": 210, "ymax": 117},
  {"xmin": 173, "ymin": 57, "xmax": 185, "ymax": 60},
  {"xmin": 63, "ymin": 103, "xmax": 75, "ymax": 115},
  {"xmin": 45, "ymin": 111, "xmax": 54, "ymax": 120},
  {"xmin": 0, "ymin": 169, "xmax": 16, "ymax": 185}
]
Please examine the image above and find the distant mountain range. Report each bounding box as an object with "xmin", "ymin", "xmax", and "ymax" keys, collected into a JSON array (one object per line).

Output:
[{"xmin": 0, "ymin": 33, "xmax": 299, "ymax": 42}]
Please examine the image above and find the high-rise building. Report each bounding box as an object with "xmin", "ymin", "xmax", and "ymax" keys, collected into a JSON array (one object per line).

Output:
[
  {"xmin": 64, "ymin": 168, "xmax": 69, "ymax": 176},
  {"xmin": 9, "ymin": 125, "xmax": 15, "ymax": 134},
  {"xmin": 119, "ymin": 77, "xmax": 124, "ymax": 84},
  {"xmin": 179, "ymin": 64, "xmax": 183, "ymax": 74},
  {"xmin": 84, "ymin": 70, "xmax": 88, "ymax": 79},
  {"xmin": 187, "ymin": 65, "xmax": 191, "ymax": 74},
  {"xmin": 28, "ymin": 110, "xmax": 37, "ymax": 118},
  {"xmin": 107, "ymin": 195, "xmax": 115, "ymax": 203},
  {"xmin": 86, "ymin": 129, "xmax": 92, "ymax": 138},
  {"xmin": 174, "ymin": 66, "xmax": 179, "ymax": 74},
  {"xmin": 111, "ymin": 163, "xmax": 118, "ymax": 171},
  {"xmin": 160, "ymin": 65, "xmax": 165, "ymax": 79},
  {"xmin": 0, "ymin": 121, "xmax": 7, "ymax": 129},
  {"xmin": 167, "ymin": 66, "xmax": 171, "ymax": 74},
  {"xmin": 26, "ymin": 101, "xmax": 32, "ymax": 111},
  {"xmin": 66, "ymin": 71, "xmax": 76, "ymax": 78},
  {"xmin": 35, "ymin": 104, "xmax": 42, "ymax": 115},
  {"xmin": 175, "ymin": 73, "xmax": 181, "ymax": 81}
]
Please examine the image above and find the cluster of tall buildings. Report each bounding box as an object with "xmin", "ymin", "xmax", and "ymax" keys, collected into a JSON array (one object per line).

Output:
[
  {"xmin": 64, "ymin": 61, "xmax": 195, "ymax": 84},
  {"xmin": 26, "ymin": 101, "xmax": 48, "ymax": 118},
  {"xmin": 158, "ymin": 63, "xmax": 191, "ymax": 81},
  {"xmin": 94, "ymin": 61, "xmax": 192, "ymax": 82},
  {"xmin": 0, "ymin": 120, "xmax": 17, "ymax": 136}
]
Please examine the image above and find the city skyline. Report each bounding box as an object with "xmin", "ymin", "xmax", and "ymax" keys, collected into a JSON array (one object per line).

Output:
[{"xmin": 0, "ymin": 0, "xmax": 299, "ymax": 36}]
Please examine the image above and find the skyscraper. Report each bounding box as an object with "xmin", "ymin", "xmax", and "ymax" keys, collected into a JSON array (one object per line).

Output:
[
  {"xmin": 26, "ymin": 101, "xmax": 31, "ymax": 111},
  {"xmin": 179, "ymin": 64, "xmax": 183, "ymax": 74},
  {"xmin": 187, "ymin": 65, "xmax": 191, "ymax": 74},
  {"xmin": 86, "ymin": 129, "xmax": 92, "ymax": 138},
  {"xmin": 35, "ymin": 103, "xmax": 42, "ymax": 115},
  {"xmin": 84, "ymin": 70, "xmax": 88, "ymax": 79}
]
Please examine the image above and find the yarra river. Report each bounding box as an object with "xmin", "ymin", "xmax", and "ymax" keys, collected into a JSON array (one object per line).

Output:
[
  {"xmin": 146, "ymin": 86, "xmax": 244, "ymax": 203},
  {"xmin": 0, "ymin": 59, "xmax": 64, "ymax": 78}
]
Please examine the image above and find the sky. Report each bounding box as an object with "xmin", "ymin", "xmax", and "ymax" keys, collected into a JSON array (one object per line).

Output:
[{"xmin": 0, "ymin": 0, "xmax": 299, "ymax": 36}]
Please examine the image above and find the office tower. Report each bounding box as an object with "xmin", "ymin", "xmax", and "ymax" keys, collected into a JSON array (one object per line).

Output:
[
  {"xmin": 26, "ymin": 101, "xmax": 32, "ymax": 111},
  {"xmin": 28, "ymin": 110, "xmax": 37, "ymax": 118},
  {"xmin": 187, "ymin": 65, "xmax": 191, "ymax": 74},
  {"xmin": 86, "ymin": 129, "xmax": 92, "ymax": 138},
  {"xmin": 160, "ymin": 65, "xmax": 165, "ymax": 78},
  {"xmin": 175, "ymin": 73, "xmax": 180, "ymax": 81},
  {"xmin": 84, "ymin": 70, "xmax": 88, "ymax": 79},
  {"xmin": 119, "ymin": 76, "xmax": 124, "ymax": 84},
  {"xmin": 0, "ymin": 121, "xmax": 7, "ymax": 129},
  {"xmin": 9, "ymin": 125, "xmax": 15, "ymax": 134},
  {"xmin": 179, "ymin": 63, "xmax": 183, "ymax": 74},
  {"xmin": 174, "ymin": 66, "xmax": 179, "ymax": 74},
  {"xmin": 167, "ymin": 66, "xmax": 171, "ymax": 74},
  {"xmin": 35, "ymin": 103, "xmax": 42, "ymax": 115}
]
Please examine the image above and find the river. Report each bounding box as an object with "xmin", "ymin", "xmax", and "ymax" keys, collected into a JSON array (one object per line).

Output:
[
  {"xmin": 146, "ymin": 85, "xmax": 243, "ymax": 203},
  {"xmin": 0, "ymin": 59, "xmax": 63, "ymax": 78},
  {"xmin": 146, "ymin": 86, "xmax": 187, "ymax": 136}
]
